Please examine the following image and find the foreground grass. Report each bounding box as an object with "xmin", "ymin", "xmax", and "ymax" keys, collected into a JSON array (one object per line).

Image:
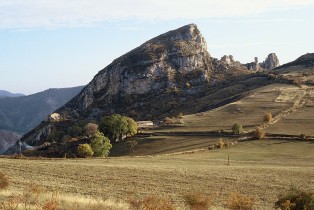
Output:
[{"xmin": 1, "ymin": 140, "xmax": 313, "ymax": 209}]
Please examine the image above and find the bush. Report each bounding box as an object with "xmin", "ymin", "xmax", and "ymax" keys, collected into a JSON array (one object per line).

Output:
[
  {"xmin": 184, "ymin": 192, "xmax": 212, "ymax": 210},
  {"xmin": 84, "ymin": 123, "xmax": 98, "ymax": 136},
  {"xmin": 253, "ymin": 128, "xmax": 265, "ymax": 140},
  {"xmin": 275, "ymin": 188, "xmax": 314, "ymax": 210},
  {"xmin": 0, "ymin": 172, "xmax": 9, "ymax": 190},
  {"xmin": 300, "ymin": 134, "xmax": 306, "ymax": 140},
  {"xmin": 232, "ymin": 123, "xmax": 243, "ymax": 134},
  {"xmin": 128, "ymin": 195, "xmax": 175, "ymax": 210},
  {"xmin": 67, "ymin": 125, "xmax": 83, "ymax": 137},
  {"xmin": 77, "ymin": 144, "xmax": 94, "ymax": 157},
  {"xmin": 217, "ymin": 138, "xmax": 225, "ymax": 149},
  {"xmin": 90, "ymin": 131, "xmax": 112, "ymax": 157},
  {"xmin": 263, "ymin": 113, "xmax": 273, "ymax": 123},
  {"xmin": 227, "ymin": 192, "xmax": 255, "ymax": 210}
]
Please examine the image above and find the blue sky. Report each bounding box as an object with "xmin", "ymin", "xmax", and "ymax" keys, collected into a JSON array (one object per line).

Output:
[{"xmin": 1, "ymin": 0, "xmax": 314, "ymax": 95}]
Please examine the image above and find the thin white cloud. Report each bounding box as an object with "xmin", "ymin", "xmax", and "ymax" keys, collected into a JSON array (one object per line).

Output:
[{"xmin": 0, "ymin": 0, "xmax": 313, "ymax": 29}]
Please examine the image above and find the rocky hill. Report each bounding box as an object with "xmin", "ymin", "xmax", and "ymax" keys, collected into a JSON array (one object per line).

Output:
[
  {"xmin": 10, "ymin": 24, "xmax": 278, "ymax": 155},
  {"xmin": 0, "ymin": 90, "xmax": 24, "ymax": 98},
  {"xmin": 276, "ymin": 53, "xmax": 314, "ymax": 69},
  {"xmin": 0, "ymin": 86, "xmax": 84, "ymax": 133}
]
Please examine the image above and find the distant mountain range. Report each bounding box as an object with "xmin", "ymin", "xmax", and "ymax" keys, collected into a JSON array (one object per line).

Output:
[
  {"xmin": 0, "ymin": 86, "xmax": 84, "ymax": 133},
  {"xmin": 0, "ymin": 90, "xmax": 24, "ymax": 98}
]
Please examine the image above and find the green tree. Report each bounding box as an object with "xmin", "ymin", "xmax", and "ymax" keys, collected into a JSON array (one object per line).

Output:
[
  {"xmin": 67, "ymin": 125, "xmax": 83, "ymax": 137},
  {"xmin": 90, "ymin": 131, "xmax": 112, "ymax": 157},
  {"xmin": 125, "ymin": 117, "xmax": 138, "ymax": 137},
  {"xmin": 77, "ymin": 144, "xmax": 94, "ymax": 157},
  {"xmin": 99, "ymin": 114, "xmax": 128, "ymax": 142}
]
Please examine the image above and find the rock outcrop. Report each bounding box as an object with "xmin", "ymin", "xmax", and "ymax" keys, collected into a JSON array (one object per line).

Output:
[
  {"xmin": 244, "ymin": 53, "xmax": 280, "ymax": 70},
  {"xmin": 261, "ymin": 53, "xmax": 280, "ymax": 69}
]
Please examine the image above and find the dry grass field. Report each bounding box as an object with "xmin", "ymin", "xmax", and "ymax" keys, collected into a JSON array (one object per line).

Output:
[{"xmin": 1, "ymin": 139, "xmax": 313, "ymax": 209}]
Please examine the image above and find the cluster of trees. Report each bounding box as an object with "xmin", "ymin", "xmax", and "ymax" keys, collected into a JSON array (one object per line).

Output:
[
  {"xmin": 76, "ymin": 114, "xmax": 138, "ymax": 157},
  {"xmin": 77, "ymin": 114, "xmax": 137, "ymax": 157},
  {"xmin": 46, "ymin": 114, "xmax": 138, "ymax": 158}
]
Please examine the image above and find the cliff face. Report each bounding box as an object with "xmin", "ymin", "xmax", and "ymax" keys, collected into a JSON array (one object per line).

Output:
[{"xmin": 62, "ymin": 24, "xmax": 213, "ymax": 117}]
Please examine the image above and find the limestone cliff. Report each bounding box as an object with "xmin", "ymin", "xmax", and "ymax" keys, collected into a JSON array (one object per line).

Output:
[{"xmin": 61, "ymin": 24, "xmax": 213, "ymax": 118}]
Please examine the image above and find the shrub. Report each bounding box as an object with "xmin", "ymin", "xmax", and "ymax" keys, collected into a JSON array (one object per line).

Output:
[
  {"xmin": 0, "ymin": 172, "xmax": 9, "ymax": 190},
  {"xmin": 90, "ymin": 131, "xmax": 112, "ymax": 157},
  {"xmin": 217, "ymin": 138, "xmax": 225, "ymax": 149},
  {"xmin": 67, "ymin": 125, "xmax": 83, "ymax": 137},
  {"xmin": 263, "ymin": 113, "xmax": 273, "ymax": 123},
  {"xmin": 275, "ymin": 188, "xmax": 314, "ymax": 210},
  {"xmin": 300, "ymin": 134, "xmax": 306, "ymax": 140},
  {"xmin": 77, "ymin": 144, "xmax": 94, "ymax": 157},
  {"xmin": 184, "ymin": 192, "xmax": 212, "ymax": 210},
  {"xmin": 128, "ymin": 195, "xmax": 175, "ymax": 210},
  {"xmin": 232, "ymin": 123, "xmax": 243, "ymax": 134},
  {"xmin": 253, "ymin": 128, "xmax": 265, "ymax": 140},
  {"xmin": 227, "ymin": 192, "xmax": 255, "ymax": 210},
  {"xmin": 84, "ymin": 123, "xmax": 98, "ymax": 136}
]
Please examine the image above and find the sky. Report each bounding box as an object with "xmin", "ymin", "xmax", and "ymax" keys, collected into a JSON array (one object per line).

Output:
[{"xmin": 1, "ymin": 0, "xmax": 314, "ymax": 95}]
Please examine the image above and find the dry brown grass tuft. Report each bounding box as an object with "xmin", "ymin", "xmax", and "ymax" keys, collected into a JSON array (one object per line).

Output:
[
  {"xmin": 183, "ymin": 192, "xmax": 212, "ymax": 210},
  {"xmin": 226, "ymin": 192, "xmax": 255, "ymax": 210},
  {"xmin": 128, "ymin": 194, "xmax": 175, "ymax": 210},
  {"xmin": 253, "ymin": 128, "xmax": 265, "ymax": 140},
  {"xmin": 0, "ymin": 172, "xmax": 9, "ymax": 190},
  {"xmin": 217, "ymin": 138, "xmax": 225, "ymax": 149},
  {"xmin": 263, "ymin": 113, "xmax": 273, "ymax": 123}
]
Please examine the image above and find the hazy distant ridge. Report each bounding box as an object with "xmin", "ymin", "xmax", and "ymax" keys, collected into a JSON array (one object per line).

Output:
[{"xmin": 0, "ymin": 90, "xmax": 24, "ymax": 98}]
